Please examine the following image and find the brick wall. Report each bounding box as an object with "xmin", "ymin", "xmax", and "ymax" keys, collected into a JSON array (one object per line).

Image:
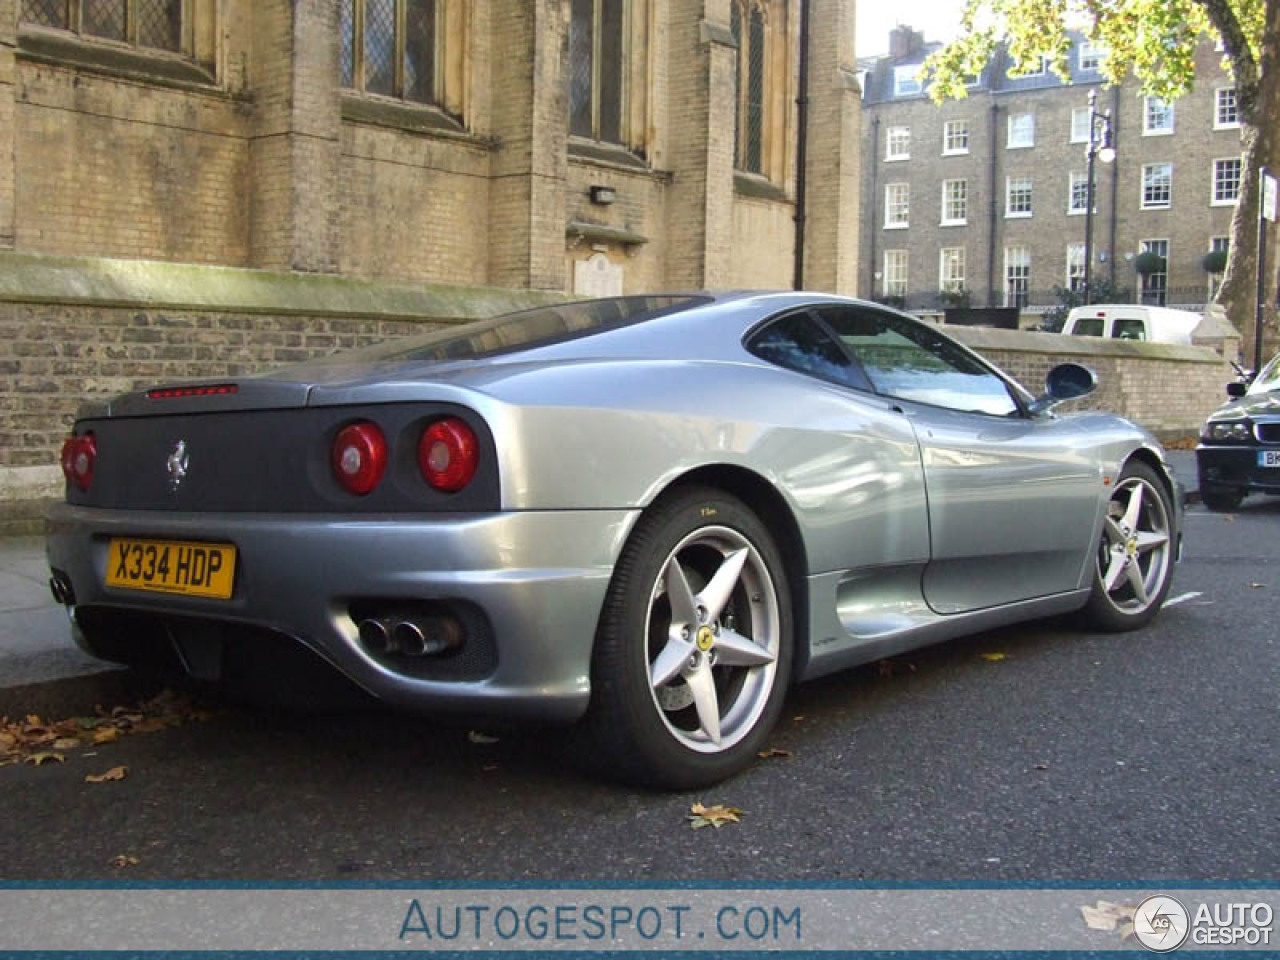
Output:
[{"xmin": 0, "ymin": 302, "xmax": 436, "ymax": 470}]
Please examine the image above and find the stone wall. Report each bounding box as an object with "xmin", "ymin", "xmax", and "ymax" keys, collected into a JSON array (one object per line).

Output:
[{"xmin": 949, "ymin": 326, "xmax": 1233, "ymax": 438}]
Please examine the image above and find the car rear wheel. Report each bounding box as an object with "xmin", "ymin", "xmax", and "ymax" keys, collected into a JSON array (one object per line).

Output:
[
  {"xmin": 578, "ymin": 486, "xmax": 792, "ymax": 789},
  {"xmin": 1200, "ymin": 483, "xmax": 1244, "ymax": 512},
  {"xmin": 1080, "ymin": 461, "xmax": 1175, "ymax": 632}
]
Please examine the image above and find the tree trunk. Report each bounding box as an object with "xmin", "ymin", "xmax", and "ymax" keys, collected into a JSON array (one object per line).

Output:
[{"xmin": 1215, "ymin": 0, "xmax": 1280, "ymax": 367}]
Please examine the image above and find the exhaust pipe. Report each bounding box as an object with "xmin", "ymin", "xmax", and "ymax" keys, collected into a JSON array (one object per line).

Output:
[
  {"xmin": 356, "ymin": 618, "xmax": 393, "ymax": 653},
  {"xmin": 49, "ymin": 571, "xmax": 75, "ymax": 606},
  {"xmin": 394, "ymin": 616, "xmax": 464, "ymax": 657},
  {"xmin": 393, "ymin": 621, "xmax": 430, "ymax": 656}
]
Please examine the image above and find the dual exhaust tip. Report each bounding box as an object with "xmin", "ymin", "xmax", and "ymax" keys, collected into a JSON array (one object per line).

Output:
[{"xmin": 356, "ymin": 611, "xmax": 463, "ymax": 658}]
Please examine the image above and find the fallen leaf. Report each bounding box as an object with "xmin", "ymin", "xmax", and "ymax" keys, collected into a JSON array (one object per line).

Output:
[
  {"xmin": 52, "ymin": 737, "xmax": 81, "ymax": 751},
  {"xmin": 979, "ymin": 652, "xmax": 1007, "ymax": 661},
  {"xmin": 110, "ymin": 854, "xmax": 139, "ymax": 869},
  {"xmin": 25, "ymin": 752, "xmax": 65, "ymax": 766},
  {"xmin": 1034, "ymin": 763, "xmax": 1050, "ymax": 771},
  {"xmin": 1080, "ymin": 900, "xmax": 1136, "ymax": 933},
  {"xmin": 468, "ymin": 731, "xmax": 499, "ymax": 745},
  {"xmin": 1249, "ymin": 582, "xmax": 1266, "ymax": 589},
  {"xmin": 792, "ymin": 715, "xmax": 805, "ymax": 722},
  {"xmin": 757, "ymin": 747, "xmax": 792, "ymax": 759},
  {"xmin": 86, "ymin": 766, "xmax": 128, "ymax": 784},
  {"xmin": 92, "ymin": 727, "xmax": 120, "ymax": 745},
  {"xmin": 0, "ymin": 757, "xmax": 17, "ymax": 768},
  {"xmin": 688, "ymin": 802, "xmax": 743, "ymax": 829},
  {"xmin": 0, "ymin": 732, "xmax": 15, "ymax": 753},
  {"xmin": 481, "ymin": 764, "xmax": 499, "ymax": 773}
]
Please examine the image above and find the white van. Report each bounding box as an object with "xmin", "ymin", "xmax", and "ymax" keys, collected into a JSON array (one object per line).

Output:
[{"xmin": 1061, "ymin": 305, "xmax": 1202, "ymax": 344}]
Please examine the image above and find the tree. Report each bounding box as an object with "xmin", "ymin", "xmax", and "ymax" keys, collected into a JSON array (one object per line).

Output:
[{"xmin": 924, "ymin": 0, "xmax": 1279, "ymax": 353}]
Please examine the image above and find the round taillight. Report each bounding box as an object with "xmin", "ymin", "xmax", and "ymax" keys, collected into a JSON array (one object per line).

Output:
[
  {"xmin": 331, "ymin": 422, "xmax": 388, "ymax": 496},
  {"xmin": 60, "ymin": 433, "xmax": 96, "ymax": 491},
  {"xmin": 418, "ymin": 418, "xmax": 479, "ymax": 492}
]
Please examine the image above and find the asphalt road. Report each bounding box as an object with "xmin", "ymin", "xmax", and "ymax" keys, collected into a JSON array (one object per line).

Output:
[{"xmin": 2, "ymin": 497, "xmax": 1277, "ymax": 882}]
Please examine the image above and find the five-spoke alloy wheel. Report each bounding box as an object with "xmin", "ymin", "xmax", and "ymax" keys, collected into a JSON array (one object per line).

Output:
[
  {"xmin": 580, "ymin": 486, "xmax": 792, "ymax": 788},
  {"xmin": 1082, "ymin": 461, "xmax": 1176, "ymax": 631}
]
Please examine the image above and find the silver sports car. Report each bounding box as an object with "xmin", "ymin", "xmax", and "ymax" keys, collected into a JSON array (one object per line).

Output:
[{"xmin": 46, "ymin": 293, "xmax": 1181, "ymax": 787}]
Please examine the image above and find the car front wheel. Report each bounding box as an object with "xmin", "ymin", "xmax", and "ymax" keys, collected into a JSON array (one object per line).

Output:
[
  {"xmin": 579, "ymin": 486, "xmax": 793, "ymax": 789},
  {"xmin": 1081, "ymin": 461, "xmax": 1176, "ymax": 632}
]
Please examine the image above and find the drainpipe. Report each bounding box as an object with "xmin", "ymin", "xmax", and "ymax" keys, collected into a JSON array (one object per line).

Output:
[
  {"xmin": 867, "ymin": 114, "xmax": 880, "ymax": 298},
  {"xmin": 987, "ymin": 101, "xmax": 1000, "ymax": 306},
  {"xmin": 793, "ymin": 0, "xmax": 810, "ymax": 290}
]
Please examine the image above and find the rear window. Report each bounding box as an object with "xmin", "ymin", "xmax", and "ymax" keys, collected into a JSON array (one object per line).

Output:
[{"xmin": 312, "ymin": 296, "xmax": 710, "ymax": 366}]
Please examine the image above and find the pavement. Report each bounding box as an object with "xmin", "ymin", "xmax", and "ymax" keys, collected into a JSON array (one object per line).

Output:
[{"xmin": 0, "ymin": 451, "xmax": 1201, "ymax": 708}]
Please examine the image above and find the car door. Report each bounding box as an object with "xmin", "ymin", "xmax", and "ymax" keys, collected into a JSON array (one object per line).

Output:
[{"xmin": 816, "ymin": 305, "xmax": 1101, "ymax": 614}]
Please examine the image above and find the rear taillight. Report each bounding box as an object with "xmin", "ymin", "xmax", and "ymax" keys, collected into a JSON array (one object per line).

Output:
[
  {"xmin": 331, "ymin": 422, "xmax": 388, "ymax": 495},
  {"xmin": 60, "ymin": 433, "xmax": 96, "ymax": 491},
  {"xmin": 418, "ymin": 418, "xmax": 479, "ymax": 492}
]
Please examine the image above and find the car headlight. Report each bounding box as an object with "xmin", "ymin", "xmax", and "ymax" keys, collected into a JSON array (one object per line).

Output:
[{"xmin": 1204, "ymin": 420, "xmax": 1253, "ymax": 442}]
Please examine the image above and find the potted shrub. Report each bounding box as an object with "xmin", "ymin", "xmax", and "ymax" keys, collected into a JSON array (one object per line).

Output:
[
  {"xmin": 1201, "ymin": 248, "xmax": 1229, "ymax": 275},
  {"xmin": 1133, "ymin": 250, "xmax": 1166, "ymax": 275}
]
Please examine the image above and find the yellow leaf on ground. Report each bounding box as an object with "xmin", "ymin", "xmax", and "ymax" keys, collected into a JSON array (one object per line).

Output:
[
  {"xmin": 86, "ymin": 766, "xmax": 128, "ymax": 784},
  {"xmin": 1081, "ymin": 900, "xmax": 1136, "ymax": 932},
  {"xmin": 110, "ymin": 854, "xmax": 139, "ymax": 869},
  {"xmin": 979, "ymin": 652, "xmax": 1007, "ymax": 661},
  {"xmin": 757, "ymin": 748, "xmax": 792, "ymax": 759},
  {"xmin": 52, "ymin": 738, "xmax": 81, "ymax": 751},
  {"xmin": 25, "ymin": 752, "xmax": 65, "ymax": 766},
  {"xmin": 92, "ymin": 727, "xmax": 120, "ymax": 745},
  {"xmin": 688, "ymin": 802, "xmax": 743, "ymax": 829}
]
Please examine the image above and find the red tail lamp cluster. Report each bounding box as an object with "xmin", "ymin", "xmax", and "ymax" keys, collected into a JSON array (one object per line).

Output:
[
  {"xmin": 331, "ymin": 417, "xmax": 479, "ymax": 496},
  {"xmin": 60, "ymin": 433, "xmax": 97, "ymax": 491}
]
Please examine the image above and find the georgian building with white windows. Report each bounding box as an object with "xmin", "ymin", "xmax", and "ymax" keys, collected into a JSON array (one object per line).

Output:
[
  {"xmin": 0, "ymin": 0, "xmax": 862, "ymax": 296},
  {"xmin": 858, "ymin": 25, "xmax": 1243, "ymax": 317}
]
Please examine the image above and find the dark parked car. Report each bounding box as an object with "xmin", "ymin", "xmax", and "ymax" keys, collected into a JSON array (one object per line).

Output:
[{"xmin": 1197, "ymin": 351, "xmax": 1280, "ymax": 511}]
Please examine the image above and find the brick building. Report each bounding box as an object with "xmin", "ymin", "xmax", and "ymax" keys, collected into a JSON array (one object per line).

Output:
[
  {"xmin": 0, "ymin": 0, "xmax": 863, "ymax": 521},
  {"xmin": 859, "ymin": 25, "xmax": 1243, "ymax": 317}
]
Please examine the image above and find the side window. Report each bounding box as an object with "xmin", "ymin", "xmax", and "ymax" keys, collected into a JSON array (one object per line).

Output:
[
  {"xmin": 1074, "ymin": 317, "xmax": 1104, "ymax": 337},
  {"xmin": 817, "ymin": 307, "xmax": 1020, "ymax": 417},
  {"xmin": 1112, "ymin": 318, "xmax": 1146, "ymax": 340},
  {"xmin": 747, "ymin": 312, "xmax": 870, "ymax": 391}
]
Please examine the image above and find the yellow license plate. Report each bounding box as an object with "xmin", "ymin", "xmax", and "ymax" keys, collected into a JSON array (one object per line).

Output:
[{"xmin": 105, "ymin": 538, "xmax": 237, "ymax": 599}]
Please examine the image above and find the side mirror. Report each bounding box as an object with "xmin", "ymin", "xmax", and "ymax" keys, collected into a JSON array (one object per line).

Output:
[
  {"xmin": 1226, "ymin": 381, "xmax": 1248, "ymax": 399},
  {"xmin": 1028, "ymin": 362, "xmax": 1098, "ymax": 415}
]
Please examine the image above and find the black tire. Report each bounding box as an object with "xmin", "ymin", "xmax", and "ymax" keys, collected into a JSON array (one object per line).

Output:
[
  {"xmin": 1200, "ymin": 483, "xmax": 1245, "ymax": 512},
  {"xmin": 576, "ymin": 485, "xmax": 793, "ymax": 789},
  {"xmin": 1080, "ymin": 460, "xmax": 1176, "ymax": 633}
]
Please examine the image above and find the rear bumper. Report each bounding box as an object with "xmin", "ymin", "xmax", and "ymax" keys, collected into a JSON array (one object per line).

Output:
[
  {"xmin": 1195, "ymin": 444, "xmax": 1280, "ymax": 495},
  {"xmin": 45, "ymin": 504, "xmax": 639, "ymax": 722}
]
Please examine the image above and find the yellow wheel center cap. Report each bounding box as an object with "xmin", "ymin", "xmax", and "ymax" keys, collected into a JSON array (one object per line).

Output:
[{"xmin": 696, "ymin": 626, "xmax": 715, "ymax": 651}]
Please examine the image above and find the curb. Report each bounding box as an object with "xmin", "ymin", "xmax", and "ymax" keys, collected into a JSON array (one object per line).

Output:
[{"xmin": 0, "ymin": 669, "xmax": 164, "ymax": 722}]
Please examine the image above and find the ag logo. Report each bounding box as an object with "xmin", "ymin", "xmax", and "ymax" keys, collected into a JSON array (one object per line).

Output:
[{"xmin": 1133, "ymin": 895, "xmax": 1190, "ymax": 953}]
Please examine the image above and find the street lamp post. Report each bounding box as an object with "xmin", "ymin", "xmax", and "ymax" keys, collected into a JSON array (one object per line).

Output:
[{"xmin": 1082, "ymin": 88, "xmax": 1116, "ymax": 305}]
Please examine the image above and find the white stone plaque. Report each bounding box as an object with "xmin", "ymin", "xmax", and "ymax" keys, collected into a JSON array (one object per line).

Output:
[{"xmin": 573, "ymin": 252, "xmax": 623, "ymax": 297}]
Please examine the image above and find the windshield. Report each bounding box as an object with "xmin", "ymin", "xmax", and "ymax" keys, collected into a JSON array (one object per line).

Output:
[
  {"xmin": 1248, "ymin": 352, "xmax": 1280, "ymax": 394},
  {"xmin": 306, "ymin": 295, "xmax": 710, "ymax": 367}
]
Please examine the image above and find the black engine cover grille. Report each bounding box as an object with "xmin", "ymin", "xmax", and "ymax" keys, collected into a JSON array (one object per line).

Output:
[{"xmin": 66, "ymin": 402, "xmax": 499, "ymax": 513}]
